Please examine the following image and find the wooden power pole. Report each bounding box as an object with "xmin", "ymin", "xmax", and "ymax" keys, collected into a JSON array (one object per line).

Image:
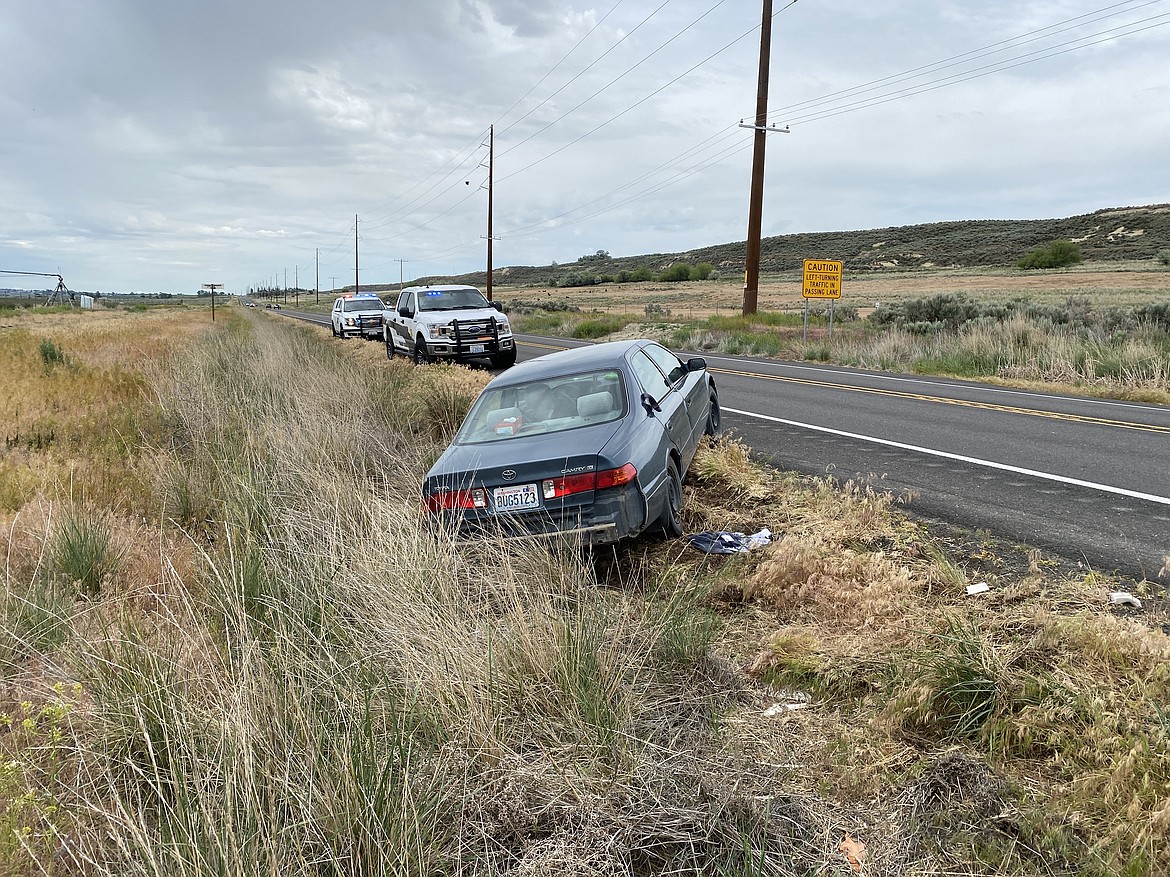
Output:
[
  {"xmin": 485, "ymin": 125, "xmax": 494, "ymax": 302},
  {"xmin": 743, "ymin": 0, "xmax": 774, "ymax": 316},
  {"xmin": 202, "ymin": 283, "xmax": 223, "ymax": 321}
]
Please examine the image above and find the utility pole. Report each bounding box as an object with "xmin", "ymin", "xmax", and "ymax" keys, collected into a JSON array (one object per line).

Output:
[
  {"xmin": 743, "ymin": 0, "xmax": 774, "ymax": 316},
  {"xmin": 283, "ymin": 268, "xmax": 287, "ymax": 303},
  {"xmin": 315, "ymin": 248, "xmax": 320, "ymax": 304},
  {"xmin": 202, "ymin": 283, "xmax": 223, "ymax": 321},
  {"xmin": 330, "ymin": 276, "xmax": 337, "ymax": 296},
  {"xmin": 483, "ymin": 125, "xmax": 496, "ymax": 301},
  {"xmin": 294, "ymin": 266, "xmax": 299, "ymax": 305},
  {"xmin": 394, "ymin": 258, "xmax": 408, "ymax": 290},
  {"xmin": 354, "ymin": 213, "xmax": 360, "ymax": 295}
]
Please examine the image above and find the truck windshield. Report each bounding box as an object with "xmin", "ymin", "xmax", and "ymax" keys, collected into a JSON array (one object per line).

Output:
[
  {"xmin": 343, "ymin": 298, "xmax": 383, "ymax": 311},
  {"xmin": 418, "ymin": 289, "xmax": 489, "ymax": 311}
]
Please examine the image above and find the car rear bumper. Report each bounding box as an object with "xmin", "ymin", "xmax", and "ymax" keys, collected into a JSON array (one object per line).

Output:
[{"xmin": 434, "ymin": 482, "xmax": 647, "ymax": 545}]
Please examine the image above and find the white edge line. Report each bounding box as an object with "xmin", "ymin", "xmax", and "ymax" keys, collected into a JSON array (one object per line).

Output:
[{"xmin": 723, "ymin": 406, "xmax": 1170, "ymax": 507}]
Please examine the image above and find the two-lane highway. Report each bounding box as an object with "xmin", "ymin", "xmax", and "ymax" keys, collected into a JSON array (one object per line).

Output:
[
  {"xmin": 277, "ymin": 309, "xmax": 1169, "ymax": 581},
  {"xmin": 512, "ymin": 334, "xmax": 1170, "ymax": 580}
]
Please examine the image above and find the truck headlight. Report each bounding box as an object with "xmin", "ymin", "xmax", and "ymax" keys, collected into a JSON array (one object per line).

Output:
[
  {"xmin": 497, "ymin": 319, "xmax": 510, "ymax": 333},
  {"xmin": 428, "ymin": 325, "xmax": 443, "ymax": 339}
]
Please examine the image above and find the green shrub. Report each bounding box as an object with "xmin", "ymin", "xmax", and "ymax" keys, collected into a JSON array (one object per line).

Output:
[
  {"xmin": 1156, "ymin": 248, "xmax": 1170, "ymax": 266},
  {"xmin": 38, "ymin": 337, "xmax": 67, "ymax": 369},
  {"xmin": 1016, "ymin": 239, "xmax": 1083, "ymax": 270},
  {"xmin": 1135, "ymin": 302, "xmax": 1170, "ymax": 331},
  {"xmin": 657, "ymin": 263, "xmax": 693, "ymax": 283},
  {"xmin": 572, "ymin": 316, "xmax": 629, "ymax": 339}
]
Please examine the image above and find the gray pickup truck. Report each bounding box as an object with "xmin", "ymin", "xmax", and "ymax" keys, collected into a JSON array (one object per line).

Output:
[{"xmin": 383, "ymin": 284, "xmax": 516, "ymax": 368}]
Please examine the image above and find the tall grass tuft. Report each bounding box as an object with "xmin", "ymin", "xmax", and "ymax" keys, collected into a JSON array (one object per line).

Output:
[
  {"xmin": 891, "ymin": 616, "xmax": 1000, "ymax": 742},
  {"xmin": 46, "ymin": 508, "xmax": 123, "ymax": 596}
]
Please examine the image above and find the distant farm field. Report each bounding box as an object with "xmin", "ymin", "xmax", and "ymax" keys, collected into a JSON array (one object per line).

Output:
[{"xmin": 493, "ymin": 263, "xmax": 1170, "ymax": 318}]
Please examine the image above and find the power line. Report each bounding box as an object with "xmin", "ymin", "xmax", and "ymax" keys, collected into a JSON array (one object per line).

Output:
[
  {"xmin": 772, "ymin": 12, "xmax": 1170, "ymax": 127},
  {"xmin": 499, "ymin": 0, "xmax": 733, "ymax": 161},
  {"xmin": 496, "ymin": 0, "xmax": 676, "ymax": 140}
]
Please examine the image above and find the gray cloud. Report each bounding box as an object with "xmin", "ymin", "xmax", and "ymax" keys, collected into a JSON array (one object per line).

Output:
[{"xmin": 1, "ymin": 0, "xmax": 1167, "ymax": 292}]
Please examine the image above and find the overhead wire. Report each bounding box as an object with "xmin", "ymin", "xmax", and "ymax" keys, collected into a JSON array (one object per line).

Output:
[
  {"xmin": 307, "ymin": 0, "xmax": 1169, "ymax": 276},
  {"xmin": 498, "ymin": 0, "xmax": 731, "ymax": 159},
  {"xmin": 495, "ymin": 0, "xmax": 1167, "ymax": 244}
]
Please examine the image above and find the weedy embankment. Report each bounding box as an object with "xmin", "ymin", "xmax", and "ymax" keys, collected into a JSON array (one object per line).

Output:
[{"xmin": 1, "ymin": 308, "xmax": 1166, "ymax": 876}]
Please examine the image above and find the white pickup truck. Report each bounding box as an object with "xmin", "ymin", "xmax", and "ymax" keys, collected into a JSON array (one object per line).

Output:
[{"xmin": 382, "ymin": 284, "xmax": 516, "ymax": 368}]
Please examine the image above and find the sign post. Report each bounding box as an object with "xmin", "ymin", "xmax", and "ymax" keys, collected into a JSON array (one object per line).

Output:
[{"xmin": 801, "ymin": 259, "xmax": 842, "ymax": 340}]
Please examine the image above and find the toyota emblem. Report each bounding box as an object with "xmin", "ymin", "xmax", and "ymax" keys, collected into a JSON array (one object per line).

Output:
[{"xmin": 501, "ymin": 469, "xmax": 516, "ymax": 481}]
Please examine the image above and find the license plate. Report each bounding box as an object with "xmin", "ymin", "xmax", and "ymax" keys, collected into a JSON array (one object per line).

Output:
[
  {"xmin": 469, "ymin": 343, "xmax": 485, "ymax": 354},
  {"xmin": 493, "ymin": 483, "xmax": 539, "ymax": 512}
]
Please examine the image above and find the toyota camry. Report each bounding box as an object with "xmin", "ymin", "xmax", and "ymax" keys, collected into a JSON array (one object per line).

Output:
[{"xmin": 423, "ymin": 339, "xmax": 721, "ymax": 543}]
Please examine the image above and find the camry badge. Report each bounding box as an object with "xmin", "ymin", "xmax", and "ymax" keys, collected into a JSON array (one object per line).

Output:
[{"xmin": 501, "ymin": 469, "xmax": 516, "ymax": 481}]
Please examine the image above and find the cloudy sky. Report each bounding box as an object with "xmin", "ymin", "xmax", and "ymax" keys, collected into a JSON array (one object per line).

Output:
[{"xmin": 2, "ymin": 0, "xmax": 1168, "ymax": 294}]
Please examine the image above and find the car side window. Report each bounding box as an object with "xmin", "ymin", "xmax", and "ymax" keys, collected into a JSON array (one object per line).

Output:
[
  {"xmin": 643, "ymin": 343, "xmax": 687, "ymax": 386},
  {"xmin": 397, "ymin": 292, "xmax": 412, "ymax": 315},
  {"xmin": 630, "ymin": 351, "xmax": 670, "ymax": 399}
]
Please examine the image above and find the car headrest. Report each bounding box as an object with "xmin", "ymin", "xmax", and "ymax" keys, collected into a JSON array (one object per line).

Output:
[{"xmin": 576, "ymin": 391, "xmax": 613, "ymax": 418}]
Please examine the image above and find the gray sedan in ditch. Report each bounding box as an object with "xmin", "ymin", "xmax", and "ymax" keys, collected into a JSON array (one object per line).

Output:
[{"xmin": 423, "ymin": 339, "xmax": 721, "ymax": 543}]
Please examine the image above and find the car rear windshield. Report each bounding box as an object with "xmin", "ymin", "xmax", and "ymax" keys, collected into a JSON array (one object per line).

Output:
[
  {"xmin": 418, "ymin": 289, "xmax": 490, "ymax": 311},
  {"xmin": 343, "ymin": 298, "xmax": 382, "ymax": 311},
  {"xmin": 456, "ymin": 370, "xmax": 627, "ymax": 444}
]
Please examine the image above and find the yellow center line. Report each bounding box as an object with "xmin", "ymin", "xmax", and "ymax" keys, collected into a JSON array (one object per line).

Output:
[{"xmin": 709, "ymin": 366, "xmax": 1170, "ymax": 435}]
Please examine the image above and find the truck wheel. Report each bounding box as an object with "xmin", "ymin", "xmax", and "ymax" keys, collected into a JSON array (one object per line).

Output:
[
  {"xmin": 331, "ymin": 322, "xmax": 338, "ymax": 337},
  {"xmin": 658, "ymin": 460, "xmax": 684, "ymax": 538},
  {"xmin": 384, "ymin": 328, "xmax": 395, "ymax": 360},
  {"xmin": 490, "ymin": 347, "xmax": 517, "ymax": 369},
  {"xmin": 413, "ymin": 338, "xmax": 430, "ymax": 365}
]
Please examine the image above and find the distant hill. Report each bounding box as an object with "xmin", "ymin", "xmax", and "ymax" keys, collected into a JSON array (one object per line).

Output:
[{"xmin": 373, "ymin": 204, "xmax": 1167, "ymax": 291}]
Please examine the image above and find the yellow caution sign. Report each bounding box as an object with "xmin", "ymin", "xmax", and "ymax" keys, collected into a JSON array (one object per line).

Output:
[{"xmin": 802, "ymin": 259, "xmax": 842, "ymax": 299}]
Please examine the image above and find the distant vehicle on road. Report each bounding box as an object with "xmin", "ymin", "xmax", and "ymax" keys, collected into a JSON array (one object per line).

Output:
[
  {"xmin": 423, "ymin": 339, "xmax": 720, "ymax": 544},
  {"xmin": 244, "ymin": 301, "xmax": 257, "ymax": 308},
  {"xmin": 384, "ymin": 284, "xmax": 515, "ymax": 367},
  {"xmin": 331, "ymin": 292, "xmax": 385, "ymax": 339}
]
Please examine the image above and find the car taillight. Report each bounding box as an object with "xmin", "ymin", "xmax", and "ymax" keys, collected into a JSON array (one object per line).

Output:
[
  {"xmin": 597, "ymin": 463, "xmax": 637, "ymax": 489},
  {"xmin": 542, "ymin": 472, "xmax": 596, "ymax": 499},
  {"xmin": 425, "ymin": 488, "xmax": 486, "ymax": 511},
  {"xmin": 542, "ymin": 464, "xmax": 637, "ymax": 499}
]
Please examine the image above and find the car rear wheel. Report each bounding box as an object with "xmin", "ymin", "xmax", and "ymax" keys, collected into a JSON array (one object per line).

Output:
[
  {"xmin": 658, "ymin": 460, "xmax": 684, "ymax": 538},
  {"xmin": 704, "ymin": 387, "xmax": 722, "ymax": 436},
  {"xmin": 331, "ymin": 322, "xmax": 338, "ymax": 337},
  {"xmin": 384, "ymin": 328, "xmax": 395, "ymax": 359},
  {"xmin": 413, "ymin": 338, "xmax": 430, "ymax": 365}
]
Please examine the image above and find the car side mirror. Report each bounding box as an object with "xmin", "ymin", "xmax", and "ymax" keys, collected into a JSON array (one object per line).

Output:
[
  {"xmin": 492, "ymin": 302, "xmax": 504, "ymax": 312},
  {"xmin": 400, "ymin": 308, "xmax": 413, "ymax": 318},
  {"xmin": 640, "ymin": 392, "xmax": 661, "ymax": 414},
  {"xmin": 686, "ymin": 357, "xmax": 707, "ymax": 372}
]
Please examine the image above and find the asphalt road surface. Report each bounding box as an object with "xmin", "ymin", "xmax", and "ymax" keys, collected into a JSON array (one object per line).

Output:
[{"xmin": 278, "ymin": 310, "xmax": 1170, "ymax": 581}]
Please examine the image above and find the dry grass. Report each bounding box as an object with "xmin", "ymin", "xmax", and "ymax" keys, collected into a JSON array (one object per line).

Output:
[
  {"xmin": 0, "ymin": 307, "xmax": 1166, "ymax": 876},
  {"xmin": 495, "ymin": 264, "xmax": 1170, "ymax": 318}
]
